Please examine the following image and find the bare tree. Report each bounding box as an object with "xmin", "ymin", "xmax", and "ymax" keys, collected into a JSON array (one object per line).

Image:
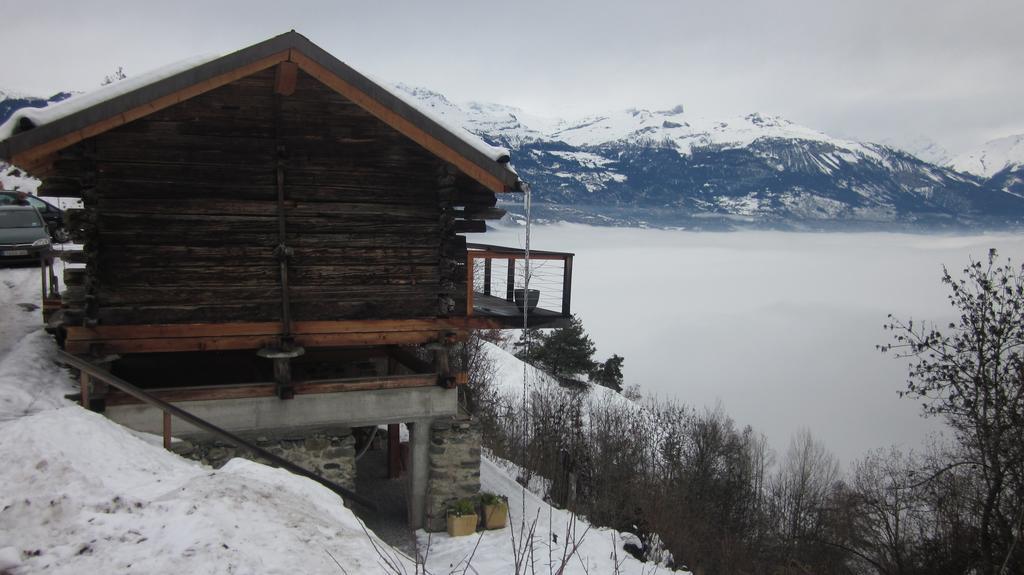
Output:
[{"xmin": 882, "ymin": 249, "xmax": 1024, "ymax": 575}]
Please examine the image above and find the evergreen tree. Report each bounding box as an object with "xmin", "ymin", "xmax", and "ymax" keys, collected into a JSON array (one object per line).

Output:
[
  {"xmin": 515, "ymin": 314, "xmax": 597, "ymax": 379},
  {"xmin": 590, "ymin": 354, "xmax": 625, "ymax": 392}
]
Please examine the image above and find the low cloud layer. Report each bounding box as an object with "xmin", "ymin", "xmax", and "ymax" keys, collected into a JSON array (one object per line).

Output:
[{"xmin": 490, "ymin": 225, "xmax": 1024, "ymax": 465}]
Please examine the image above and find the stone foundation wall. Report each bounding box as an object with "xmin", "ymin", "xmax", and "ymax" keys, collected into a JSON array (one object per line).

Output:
[
  {"xmin": 424, "ymin": 417, "xmax": 482, "ymax": 532},
  {"xmin": 172, "ymin": 426, "xmax": 356, "ymax": 491}
]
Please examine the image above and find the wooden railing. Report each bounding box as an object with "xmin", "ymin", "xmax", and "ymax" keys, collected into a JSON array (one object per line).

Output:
[
  {"xmin": 59, "ymin": 350, "xmax": 376, "ymax": 510},
  {"xmin": 465, "ymin": 243, "xmax": 574, "ymax": 318}
]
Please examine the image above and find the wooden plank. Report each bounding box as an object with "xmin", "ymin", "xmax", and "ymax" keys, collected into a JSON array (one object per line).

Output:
[
  {"xmin": 105, "ymin": 382, "xmax": 277, "ymax": 404},
  {"xmin": 67, "ymin": 318, "xmax": 462, "ymax": 341},
  {"xmin": 11, "ymin": 50, "xmax": 291, "ymax": 169},
  {"xmin": 103, "ymin": 373, "xmax": 437, "ymax": 406},
  {"xmin": 67, "ymin": 330, "xmax": 457, "ymax": 354},
  {"xmin": 273, "ymin": 61, "xmax": 299, "ymax": 96},
  {"xmin": 289, "ymin": 51, "xmax": 510, "ymax": 194},
  {"xmin": 453, "ymin": 220, "xmax": 486, "ymax": 233},
  {"xmin": 66, "ymin": 335, "xmax": 279, "ymax": 354},
  {"xmin": 467, "ymin": 251, "xmax": 570, "ymax": 261},
  {"xmin": 293, "ymin": 374, "xmax": 436, "ymax": 393}
]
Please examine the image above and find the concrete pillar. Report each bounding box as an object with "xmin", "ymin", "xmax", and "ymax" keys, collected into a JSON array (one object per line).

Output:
[{"xmin": 407, "ymin": 419, "xmax": 432, "ymax": 528}]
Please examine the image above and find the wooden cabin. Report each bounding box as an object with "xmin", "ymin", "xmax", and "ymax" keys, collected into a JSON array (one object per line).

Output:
[{"xmin": 0, "ymin": 31, "xmax": 573, "ymax": 528}]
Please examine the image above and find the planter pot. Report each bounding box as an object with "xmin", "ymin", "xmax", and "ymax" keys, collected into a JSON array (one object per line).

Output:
[
  {"xmin": 447, "ymin": 513, "xmax": 478, "ymax": 537},
  {"xmin": 513, "ymin": 289, "xmax": 540, "ymax": 314},
  {"xmin": 482, "ymin": 502, "xmax": 508, "ymax": 530}
]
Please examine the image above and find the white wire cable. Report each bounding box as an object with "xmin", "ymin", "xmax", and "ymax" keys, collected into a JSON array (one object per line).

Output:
[{"xmin": 520, "ymin": 181, "xmax": 532, "ymax": 540}]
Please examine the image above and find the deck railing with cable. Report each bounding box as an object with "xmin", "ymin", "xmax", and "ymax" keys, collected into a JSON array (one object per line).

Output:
[{"xmin": 465, "ymin": 243, "xmax": 573, "ymax": 326}]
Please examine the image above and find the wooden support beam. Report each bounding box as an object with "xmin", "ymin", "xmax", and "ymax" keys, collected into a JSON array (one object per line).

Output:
[
  {"xmin": 434, "ymin": 343, "xmax": 453, "ymax": 388},
  {"xmin": 67, "ymin": 319, "xmax": 468, "ymax": 341},
  {"xmin": 385, "ymin": 346, "xmax": 433, "ymax": 374},
  {"xmin": 453, "ymin": 220, "xmax": 486, "ymax": 234},
  {"xmin": 273, "ymin": 61, "xmax": 298, "ymax": 96},
  {"xmin": 465, "ymin": 256, "xmax": 474, "ymax": 316},
  {"xmin": 387, "ymin": 423, "xmax": 402, "ymax": 479},
  {"xmin": 163, "ymin": 412, "xmax": 172, "ymax": 450},
  {"xmin": 63, "ymin": 320, "xmax": 478, "ymax": 355},
  {"xmin": 456, "ymin": 207, "xmax": 506, "ymax": 220},
  {"xmin": 103, "ymin": 373, "xmax": 438, "ymax": 406}
]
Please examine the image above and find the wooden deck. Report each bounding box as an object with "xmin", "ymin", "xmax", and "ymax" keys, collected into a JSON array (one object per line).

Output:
[{"xmin": 471, "ymin": 293, "xmax": 568, "ymax": 329}]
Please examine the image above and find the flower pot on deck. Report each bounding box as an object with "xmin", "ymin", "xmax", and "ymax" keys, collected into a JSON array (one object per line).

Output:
[
  {"xmin": 513, "ymin": 289, "xmax": 540, "ymax": 314},
  {"xmin": 447, "ymin": 513, "xmax": 478, "ymax": 537}
]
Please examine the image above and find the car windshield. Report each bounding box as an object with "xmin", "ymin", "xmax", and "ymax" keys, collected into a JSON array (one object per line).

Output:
[{"xmin": 0, "ymin": 210, "xmax": 43, "ymax": 229}]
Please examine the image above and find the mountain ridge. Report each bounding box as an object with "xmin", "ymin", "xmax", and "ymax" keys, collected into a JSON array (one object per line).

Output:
[
  {"xmin": 2, "ymin": 85, "xmax": 1022, "ymax": 231},
  {"xmin": 390, "ymin": 85, "xmax": 1023, "ymax": 230}
]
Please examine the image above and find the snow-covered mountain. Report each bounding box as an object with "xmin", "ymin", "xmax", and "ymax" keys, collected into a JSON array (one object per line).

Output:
[
  {"xmin": 881, "ymin": 135, "xmax": 952, "ymax": 166},
  {"xmin": 0, "ymin": 89, "xmax": 72, "ymax": 130},
  {"xmin": 949, "ymin": 134, "xmax": 1024, "ymax": 178},
  {"xmin": 397, "ymin": 85, "xmax": 1024, "ymax": 230},
  {"xmin": 947, "ymin": 134, "xmax": 1024, "ymax": 200},
  {"xmin": 3, "ymin": 85, "xmax": 1023, "ymax": 230}
]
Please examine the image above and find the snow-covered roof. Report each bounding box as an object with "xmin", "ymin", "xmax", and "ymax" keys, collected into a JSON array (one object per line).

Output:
[{"xmin": 0, "ymin": 31, "xmax": 520, "ymax": 193}]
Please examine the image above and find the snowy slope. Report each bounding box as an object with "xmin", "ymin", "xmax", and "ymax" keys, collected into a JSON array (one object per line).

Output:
[
  {"xmin": 0, "ymin": 269, "xmax": 677, "ymax": 574},
  {"xmin": 422, "ymin": 455, "xmax": 680, "ymax": 574},
  {"xmin": 950, "ymin": 134, "xmax": 1024, "ymax": 177}
]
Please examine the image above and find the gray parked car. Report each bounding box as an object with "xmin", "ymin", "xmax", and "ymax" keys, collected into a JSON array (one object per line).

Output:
[
  {"xmin": 0, "ymin": 205, "xmax": 52, "ymax": 265},
  {"xmin": 0, "ymin": 191, "xmax": 68, "ymax": 242}
]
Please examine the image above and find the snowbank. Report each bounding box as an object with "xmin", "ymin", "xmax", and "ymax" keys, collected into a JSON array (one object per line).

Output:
[
  {"xmin": 0, "ymin": 267, "xmax": 679, "ymax": 573},
  {"xmin": 422, "ymin": 454, "xmax": 680, "ymax": 574},
  {"xmin": 0, "ymin": 407, "xmax": 406, "ymax": 574}
]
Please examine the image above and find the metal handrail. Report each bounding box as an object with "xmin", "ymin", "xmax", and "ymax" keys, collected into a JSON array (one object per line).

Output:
[
  {"xmin": 58, "ymin": 350, "xmax": 377, "ymax": 510},
  {"xmin": 465, "ymin": 244, "xmax": 574, "ymax": 317}
]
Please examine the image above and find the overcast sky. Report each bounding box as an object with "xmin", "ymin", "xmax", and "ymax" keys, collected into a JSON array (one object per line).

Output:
[{"xmin": 4, "ymin": 0, "xmax": 1022, "ymax": 155}]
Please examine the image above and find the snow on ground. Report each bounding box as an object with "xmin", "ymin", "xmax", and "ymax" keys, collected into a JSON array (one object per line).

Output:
[
  {"xmin": 0, "ymin": 265, "xmax": 675, "ymax": 574},
  {"xmin": 422, "ymin": 454, "xmax": 681, "ymax": 575},
  {"xmin": 0, "ymin": 267, "xmax": 416, "ymax": 574},
  {"xmin": 483, "ymin": 340, "xmax": 651, "ymax": 431},
  {"xmin": 424, "ymin": 342, "xmax": 687, "ymax": 574}
]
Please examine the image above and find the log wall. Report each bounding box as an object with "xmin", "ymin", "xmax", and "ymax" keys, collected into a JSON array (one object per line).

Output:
[{"xmin": 53, "ymin": 68, "xmax": 492, "ymax": 327}]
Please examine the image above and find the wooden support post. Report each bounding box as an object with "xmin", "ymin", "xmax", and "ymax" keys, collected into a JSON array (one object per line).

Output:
[
  {"xmin": 562, "ymin": 255, "xmax": 574, "ymax": 317},
  {"xmin": 39, "ymin": 253, "xmax": 47, "ymax": 303},
  {"xmin": 163, "ymin": 412, "xmax": 172, "ymax": 451},
  {"xmin": 80, "ymin": 372, "xmax": 90, "ymax": 409},
  {"xmin": 273, "ymin": 357, "xmax": 295, "ymax": 399},
  {"xmin": 434, "ymin": 342, "xmax": 454, "ymax": 388},
  {"xmin": 465, "ymin": 256, "xmax": 474, "ymax": 316},
  {"xmin": 388, "ymin": 423, "xmax": 401, "ymax": 479},
  {"xmin": 506, "ymin": 258, "xmax": 515, "ymax": 301},
  {"xmin": 48, "ymin": 259, "xmax": 59, "ymax": 298},
  {"xmin": 407, "ymin": 420, "xmax": 431, "ymax": 529}
]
